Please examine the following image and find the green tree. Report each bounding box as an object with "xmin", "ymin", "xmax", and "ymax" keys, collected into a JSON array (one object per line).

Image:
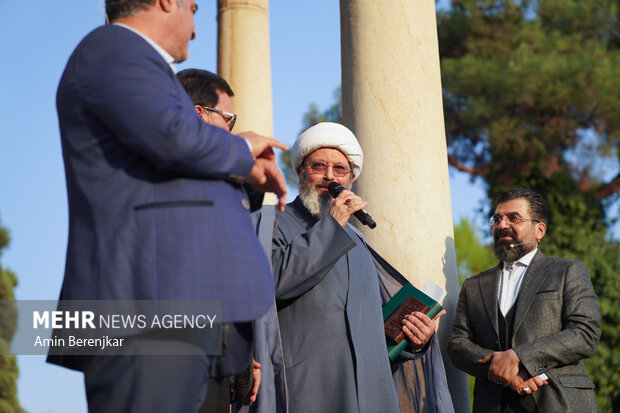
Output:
[
  {"xmin": 0, "ymin": 218, "xmax": 25, "ymax": 413},
  {"xmin": 438, "ymin": 0, "xmax": 620, "ymax": 409},
  {"xmin": 453, "ymin": 218, "xmax": 497, "ymax": 284},
  {"xmin": 453, "ymin": 218, "xmax": 498, "ymax": 407},
  {"xmin": 439, "ymin": 0, "xmax": 620, "ymax": 199}
]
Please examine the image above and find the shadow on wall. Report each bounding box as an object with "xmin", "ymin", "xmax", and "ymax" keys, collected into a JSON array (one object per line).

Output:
[{"xmin": 437, "ymin": 235, "xmax": 471, "ymax": 413}]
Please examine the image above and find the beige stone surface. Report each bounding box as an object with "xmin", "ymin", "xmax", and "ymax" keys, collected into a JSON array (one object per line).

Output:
[
  {"xmin": 340, "ymin": 0, "xmax": 470, "ymax": 410},
  {"xmin": 217, "ymin": 0, "xmax": 276, "ymax": 205}
]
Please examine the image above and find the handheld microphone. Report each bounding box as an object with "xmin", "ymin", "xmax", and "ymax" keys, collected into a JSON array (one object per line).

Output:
[{"xmin": 327, "ymin": 182, "xmax": 377, "ymax": 229}]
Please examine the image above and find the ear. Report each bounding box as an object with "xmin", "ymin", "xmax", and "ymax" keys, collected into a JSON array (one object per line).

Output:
[
  {"xmin": 194, "ymin": 105, "xmax": 203, "ymax": 116},
  {"xmin": 535, "ymin": 221, "xmax": 546, "ymax": 242},
  {"xmin": 159, "ymin": 0, "xmax": 176, "ymax": 12}
]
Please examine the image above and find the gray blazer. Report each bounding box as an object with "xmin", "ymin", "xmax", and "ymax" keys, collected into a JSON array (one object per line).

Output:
[{"xmin": 448, "ymin": 251, "xmax": 601, "ymax": 413}]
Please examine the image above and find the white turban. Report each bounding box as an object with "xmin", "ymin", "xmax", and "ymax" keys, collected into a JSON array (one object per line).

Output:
[{"xmin": 291, "ymin": 122, "xmax": 363, "ymax": 181}]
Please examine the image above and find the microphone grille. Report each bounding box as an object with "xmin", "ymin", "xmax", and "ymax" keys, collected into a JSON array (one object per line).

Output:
[{"xmin": 328, "ymin": 182, "xmax": 344, "ymax": 198}]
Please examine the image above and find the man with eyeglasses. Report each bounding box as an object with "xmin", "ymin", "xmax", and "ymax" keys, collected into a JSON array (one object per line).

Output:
[
  {"xmin": 176, "ymin": 68, "xmax": 267, "ymax": 411},
  {"xmin": 178, "ymin": 68, "xmax": 264, "ymax": 213},
  {"xmin": 448, "ymin": 188, "xmax": 601, "ymax": 413},
  {"xmin": 264, "ymin": 122, "xmax": 453, "ymax": 413},
  {"xmin": 177, "ymin": 68, "xmax": 238, "ymax": 132}
]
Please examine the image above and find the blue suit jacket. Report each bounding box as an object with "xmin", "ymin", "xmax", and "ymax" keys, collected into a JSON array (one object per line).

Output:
[{"xmin": 52, "ymin": 25, "xmax": 274, "ymax": 363}]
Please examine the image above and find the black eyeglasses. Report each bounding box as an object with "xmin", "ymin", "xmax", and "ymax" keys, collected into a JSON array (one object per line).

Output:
[
  {"xmin": 201, "ymin": 106, "xmax": 237, "ymax": 131},
  {"xmin": 304, "ymin": 161, "xmax": 351, "ymax": 178},
  {"xmin": 489, "ymin": 214, "xmax": 540, "ymax": 227}
]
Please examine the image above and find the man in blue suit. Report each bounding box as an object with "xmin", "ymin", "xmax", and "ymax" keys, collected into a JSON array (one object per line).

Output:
[{"xmin": 50, "ymin": 0, "xmax": 287, "ymax": 411}]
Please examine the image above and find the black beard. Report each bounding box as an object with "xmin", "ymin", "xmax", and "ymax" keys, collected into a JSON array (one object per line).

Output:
[{"xmin": 493, "ymin": 229, "xmax": 526, "ymax": 262}]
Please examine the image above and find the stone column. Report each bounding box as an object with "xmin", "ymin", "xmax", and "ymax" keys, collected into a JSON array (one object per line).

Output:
[
  {"xmin": 340, "ymin": 1, "xmax": 469, "ymax": 411},
  {"xmin": 217, "ymin": 0, "xmax": 276, "ymax": 204}
]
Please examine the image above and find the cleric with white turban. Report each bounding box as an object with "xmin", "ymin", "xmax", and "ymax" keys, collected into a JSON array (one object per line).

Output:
[
  {"xmin": 291, "ymin": 122, "xmax": 363, "ymax": 181},
  {"xmin": 257, "ymin": 122, "xmax": 452, "ymax": 413}
]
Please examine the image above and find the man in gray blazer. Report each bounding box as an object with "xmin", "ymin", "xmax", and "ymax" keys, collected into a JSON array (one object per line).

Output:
[{"xmin": 448, "ymin": 188, "xmax": 601, "ymax": 413}]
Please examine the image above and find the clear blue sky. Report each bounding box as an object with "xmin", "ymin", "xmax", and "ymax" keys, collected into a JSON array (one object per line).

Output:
[{"xmin": 1, "ymin": 2, "xmax": 615, "ymax": 412}]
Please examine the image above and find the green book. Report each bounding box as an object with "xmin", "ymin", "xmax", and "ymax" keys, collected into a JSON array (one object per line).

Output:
[{"xmin": 382, "ymin": 282, "xmax": 443, "ymax": 361}]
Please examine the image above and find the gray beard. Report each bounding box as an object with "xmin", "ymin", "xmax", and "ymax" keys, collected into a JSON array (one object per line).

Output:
[
  {"xmin": 299, "ymin": 186, "xmax": 332, "ymax": 219},
  {"xmin": 298, "ymin": 171, "xmax": 352, "ymax": 219}
]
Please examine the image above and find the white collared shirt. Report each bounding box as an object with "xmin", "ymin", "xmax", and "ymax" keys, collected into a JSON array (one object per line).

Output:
[
  {"xmin": 113, "ymin": 23, "xmax": 176, "ymax": 73},
  {"xmin": 498, "ymin": 248, "xmax": 537, "ymax": 316}
]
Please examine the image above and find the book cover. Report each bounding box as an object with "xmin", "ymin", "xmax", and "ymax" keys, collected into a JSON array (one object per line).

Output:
[{"xmin": 383, "ymin": 282, "xmax": 443, "ymax": 361}]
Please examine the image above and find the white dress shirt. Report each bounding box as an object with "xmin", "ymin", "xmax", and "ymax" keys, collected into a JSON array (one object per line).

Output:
[{"xmin": 498, "ymin": 248, "xmax": 537, "ymax": 316}]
